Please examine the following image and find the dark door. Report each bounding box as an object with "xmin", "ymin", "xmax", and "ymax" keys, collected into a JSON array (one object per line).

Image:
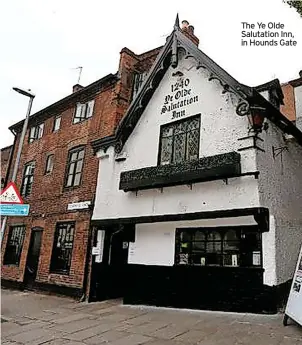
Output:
[
  {"xmin": 89, "ymin": 227, "xmax": 130, "ymax": 302},
  {"xmin": 24, "ymin": 229, "xmax": 43, "ymax": 290}
]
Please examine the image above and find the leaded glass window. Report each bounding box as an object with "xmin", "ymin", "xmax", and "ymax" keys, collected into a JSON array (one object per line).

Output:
[
  {"xmin": 159, "ymin": 115, "xmax": 200, "ymax": 165},
  {"xmin": 175, "ymin": 227, "xmax": 262, "ymax": 268}
]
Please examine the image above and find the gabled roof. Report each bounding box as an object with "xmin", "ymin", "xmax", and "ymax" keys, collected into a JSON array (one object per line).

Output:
[
  {"xmin": 1, "ymin": 144, "xmax": 13, "ymax": 152},
  {"xmin": 91, "ymin": 17, "xmax": 302, "ymax": 153},
  {"xmin": 255, "ymin": 79, "xmax": 284, "ymax": 105},
  {"xmin": 288, "ymin": 75, "xmax": 302, "ymax": 88}
]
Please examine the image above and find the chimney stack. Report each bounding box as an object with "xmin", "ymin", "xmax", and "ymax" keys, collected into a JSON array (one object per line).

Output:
[
  {"xmin": 181, "ymin": 20, "xmax": 189, "ymax": 30},
  {"xmin": 73, "ymin": 84, "xmax": 84, "ymax": 93},
  {"xmin": 180, "ymin": 20, "xmax": 199, "ymax": 46}
]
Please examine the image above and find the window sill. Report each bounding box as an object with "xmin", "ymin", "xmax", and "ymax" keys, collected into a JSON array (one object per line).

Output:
[
  {"xmin": 63, "ymin": 185, "xmax": 82, "ymax": 192},
  {"xmin": 72, "ymin": 117, "xmax": 92, "ymax": 125},
  {"xmin": 49, "ymin": 270, "xmax": 70, "ymax": 276},
  {"xmin": 3, "ymin": 263, "xmax": 20, "ymax": 267},
  {"xmin": 28, "ymin": 138, "xmax": 43, "ymax": 144}
]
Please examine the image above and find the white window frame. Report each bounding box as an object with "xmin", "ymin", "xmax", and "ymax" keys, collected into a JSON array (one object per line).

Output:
[
  {"xmin": 73, "ymin": 100, "xmax": 95, "ymax": 124},
  {"xmin": 29, "ymin": 123, "xmax": 44, "ymax": 143},
  {"xmin": 53, "ymin": 116, "xmax": 61, "ymax": 132},
  {"xmin": 45, "ymin": 154, "xmax": 54, "ymax": 174}
]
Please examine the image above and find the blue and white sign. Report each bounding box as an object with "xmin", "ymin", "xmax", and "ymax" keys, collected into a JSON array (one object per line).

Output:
[{"xmin": 0, "ymin": 204, "xmax": 30, "ymax": 216}]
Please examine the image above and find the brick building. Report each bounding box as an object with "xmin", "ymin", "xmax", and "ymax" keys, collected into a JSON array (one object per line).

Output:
[
  {"xmin": 1, "ymin": 145, "xmax": 13, "ymax": 189},
  {"xmin": 281, "ymin": 71, "xmax": 302, "ymax": 127},
  {"xmin": 1, "ymin": 43, "xmax": 165, "ymax": 296}
]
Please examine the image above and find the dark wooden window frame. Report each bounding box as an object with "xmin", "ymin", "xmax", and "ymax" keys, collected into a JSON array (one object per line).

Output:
[
  {"xmin": 50, "ymin": 222, "xmax": 75, "ymax": 275},
  {"xmin": 158, "ymin": 114, "xmax": 201, "ymax": 166},
  {"xmin": 64, "ymin": 146, "xmax": 85, "ymax": 189},
  {"xmin": 21, "ymin": 161, "xmax": 35, "ymax": 197},
  {"xmin": 3, "ymin": 225, "xmax": 26, "ymax": 266},
  {"xmin": 45, "ymin": 154, "xmax": 54, "ymax": 175},
  {"xmin": 175, "ymin": 226, "xmax": 262, "ymax": 268}
]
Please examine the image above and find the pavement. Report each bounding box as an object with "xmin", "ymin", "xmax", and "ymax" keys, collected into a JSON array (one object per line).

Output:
[{"xmin": 1, "ymin": 288, "xmax": 302, "ymax": 345}]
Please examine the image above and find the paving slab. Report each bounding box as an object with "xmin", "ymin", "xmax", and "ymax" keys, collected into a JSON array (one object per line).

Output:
[
  {"xmin": 62, "ymin": 323, "xmax": 120, "ymax": 341},
  {"xmin": 173, "ymin": 329, "xmax": 209, "ymax": 343},
  {"xmin": 83, "ymin": 330, "xmax": 130, "ymax": 344},
  {"xmin": 148, "ymin": 324, "xmax": 190, "ymax": 340},
  {"xmin": 7, "ymin": 328, "xmax": 63, "ymax": 345},
  {"xmin": 146, "ymin": 341, "xmax": 181, "ymax": 345},
  {"xmin": 2, "ymin": 320, "xmax": 49, "ymax": 337},
  {"xmin": 125, "ymin": 321, "xmax": 172, "ymax": 335},
  {"xmin": 51, "ymin": 313, "xmax": 91, "ymax": 324},
  {"xmin": 35, "ymin": 340, "xmax": 65, "ymax": 345},
  {"xmin": 108, "ymin": 333, "xmax": 154, "ymax": 345},
  {"xmin": 48, "ymin": 318, "xmax": 100, "ymax": 333}
]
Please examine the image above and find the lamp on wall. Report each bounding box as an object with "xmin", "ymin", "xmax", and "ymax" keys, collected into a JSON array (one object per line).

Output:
[
  {"xmin": 236, "ymin": 101, "xmax": 266, "ymax": 133},
  {"xmin": 247, "ymin": 106, "xmax": 266, "ymax": 133}
]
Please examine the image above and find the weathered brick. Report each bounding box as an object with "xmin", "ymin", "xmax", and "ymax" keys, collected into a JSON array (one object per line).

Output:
[{"xmin": 1, "ymin": 45, "xmax": 161, "ymax": 294}]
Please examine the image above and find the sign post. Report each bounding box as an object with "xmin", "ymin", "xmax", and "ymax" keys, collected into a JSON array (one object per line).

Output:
[{"xmin": 283, "ymin": 243, "xmax": 302, "ymax": 327}]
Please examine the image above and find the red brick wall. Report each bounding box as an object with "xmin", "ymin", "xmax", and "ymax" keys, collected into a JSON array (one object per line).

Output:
[
  {"xmin": 1, "ymin": 145, "xmax": 13, "ymax": 188},
  {"xmin": 1, "ymin": 43, "xmax": 163, "ymax": 292},
  {"xmin": 1, "ymin": 85, "xmax": 116, "ymax": 289},
  {"xmin": 281, "ymin": 83, "xmax": 296, "ymax": 122}
]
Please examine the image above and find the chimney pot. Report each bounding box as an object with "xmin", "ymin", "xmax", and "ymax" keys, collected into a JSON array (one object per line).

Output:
[
  {"xmin": 181, "ymin": 20, "xmax": 189, "ymax": 29},
  {"xmin": 180, "ymin": 19, "xmax": 199, "ymax": 47},
  {"xmin": 73, "ymin": 84, "xmax": 84, "ymax": 93},
  {"xmin": 188, "ymin": 25, "xmax": 195, "ymax": 34}
]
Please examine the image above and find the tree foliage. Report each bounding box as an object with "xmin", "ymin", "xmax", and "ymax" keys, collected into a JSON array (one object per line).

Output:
[{"xmin": 286, "ymin": 1, "xmax": 302, "ymax": 17}]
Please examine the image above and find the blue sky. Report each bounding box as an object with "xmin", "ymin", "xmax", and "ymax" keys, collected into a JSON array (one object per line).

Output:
[{"xmin": 0, "ymin": 0, "xmax": 301, "ymax": 148}]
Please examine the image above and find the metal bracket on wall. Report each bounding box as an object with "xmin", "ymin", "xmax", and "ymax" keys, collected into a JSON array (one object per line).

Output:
[
  {"xmin": 272, "ymin": 146, "xmax": 288, "ymax": 160},
  {"xmin": 222, "ymin": 171, "xmax": 260, "ymax": 185}
]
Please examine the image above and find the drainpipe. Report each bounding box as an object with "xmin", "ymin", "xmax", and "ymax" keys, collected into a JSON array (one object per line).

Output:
[{"xmin": 80, "ymin": 196, "xmax": 95, "ymax": 302}]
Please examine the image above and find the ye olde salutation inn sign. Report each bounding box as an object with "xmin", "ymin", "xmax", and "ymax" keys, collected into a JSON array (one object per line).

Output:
[{"xmin": 161, "ymin": 77, "xmax": 199, "ymax": 120}]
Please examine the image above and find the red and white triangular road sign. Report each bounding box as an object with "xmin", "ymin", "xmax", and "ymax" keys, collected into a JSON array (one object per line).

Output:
[{"xmin": 0, "ymin": 182, "xmax": 24, "ymax": 204}]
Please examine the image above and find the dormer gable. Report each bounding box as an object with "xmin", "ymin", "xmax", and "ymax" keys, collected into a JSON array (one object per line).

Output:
[{"xmin": 92, "ymin": 15, "xmax": 302, "ymax": 155}]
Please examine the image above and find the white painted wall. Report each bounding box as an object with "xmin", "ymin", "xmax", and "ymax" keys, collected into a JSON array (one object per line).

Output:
[
  {"xmin": 257, "ymin": 121, "xmax": 302, "ymax": 285},
  {"xmin": 294, "ymin": 85, "xmax": 302, "ymax": 130},
  {"xmin": 260, "ymin": 90, "xmax": 269, "ymax": 102},
  {"xmin": 93, "ymin": 55, "xmax": 260, "ymax": 221},
  {"xmin": 128, "ymin": 216, "xmax": 258, "ymax": 266},
  {"xmin": 93, "ymin": 54, "xmax": 302, "ymax": 289}
]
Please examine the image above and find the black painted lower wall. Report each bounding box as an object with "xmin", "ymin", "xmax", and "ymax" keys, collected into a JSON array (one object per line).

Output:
[{"xmin": 123, "ymin": 264, "xmax": 284, "ymax": 314}]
